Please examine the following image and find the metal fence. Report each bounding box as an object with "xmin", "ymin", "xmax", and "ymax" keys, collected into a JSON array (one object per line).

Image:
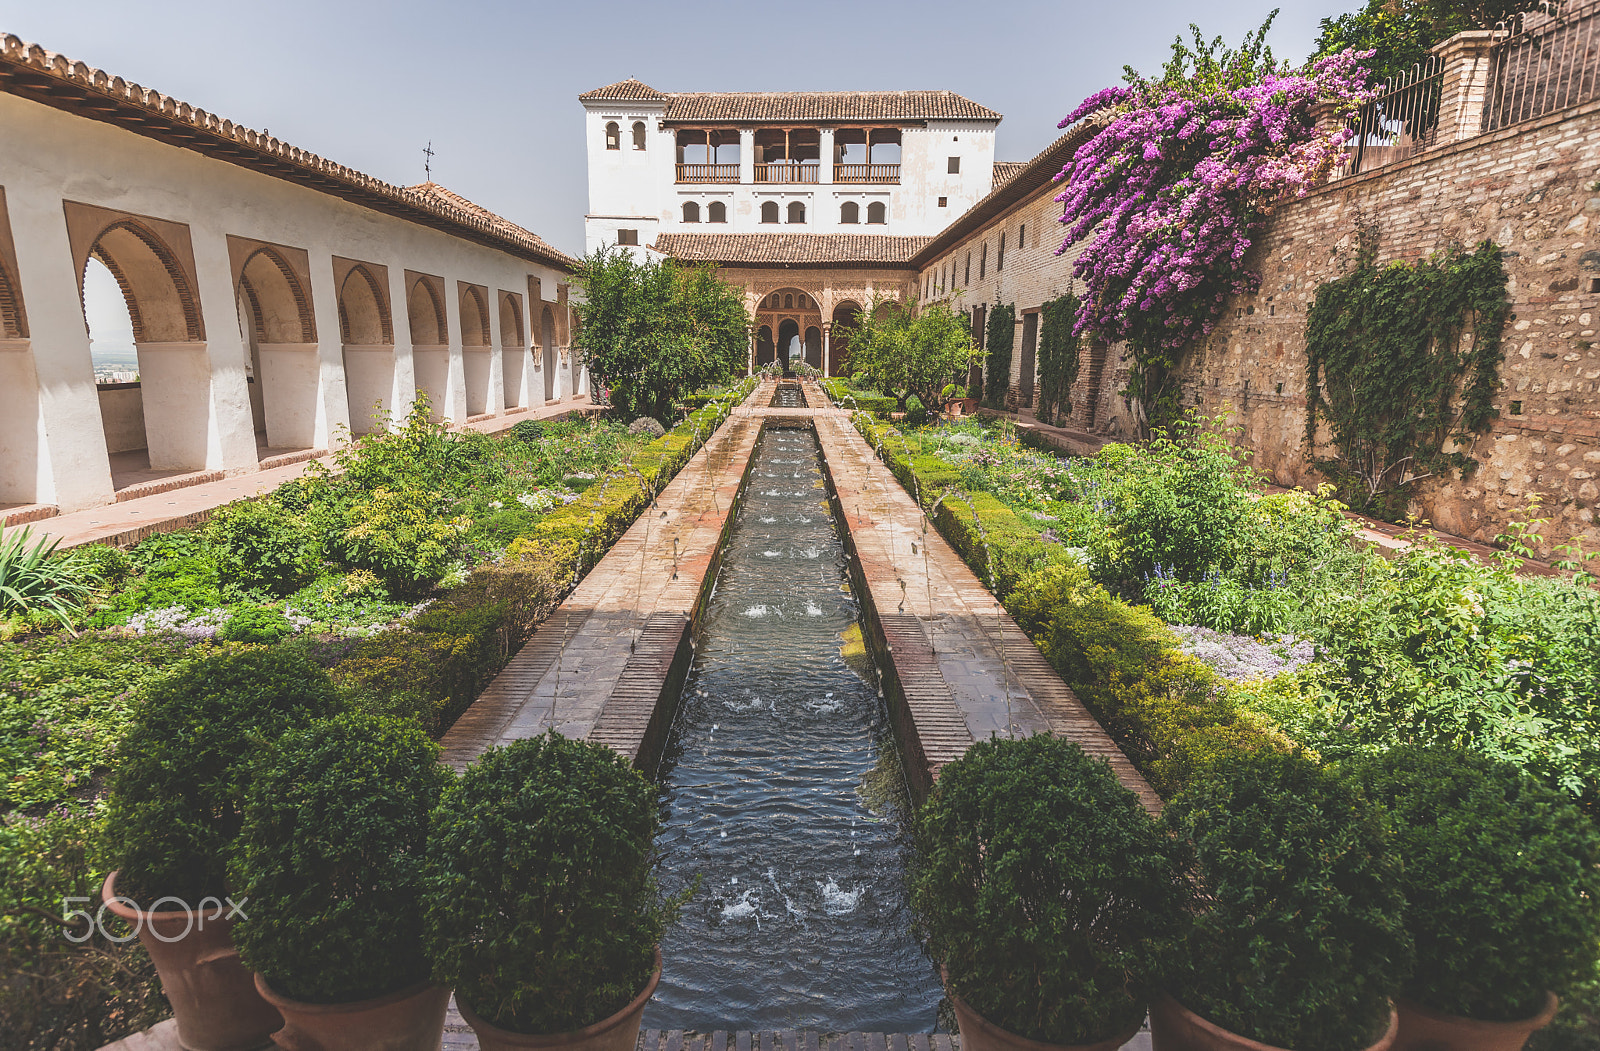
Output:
[
  {"xmin": 1344, "ymin": 55, "xmax": 1446, "ymax": 176},
  {"xmin": 1482, "ymin": 0, "xmax": 1600, "ymax": 132}
]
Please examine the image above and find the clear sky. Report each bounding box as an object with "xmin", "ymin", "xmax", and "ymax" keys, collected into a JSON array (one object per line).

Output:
[{"xmin": 7, "ymin": 0, "xmax": 1353, "ymax": 265}]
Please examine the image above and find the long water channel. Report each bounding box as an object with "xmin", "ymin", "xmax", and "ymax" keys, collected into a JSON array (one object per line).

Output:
[{"xmin": 645, "ymin": 419, "xmax": 943, "ymax": 1032}]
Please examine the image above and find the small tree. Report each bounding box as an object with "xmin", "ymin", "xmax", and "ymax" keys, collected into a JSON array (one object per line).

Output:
[
  {"xmin": 848, "ymin": 296, "xmax": 975, "ymax": 417},
  {"xmin": 572, "ymin": 247, "xmax": 749, "ymax": 425}
]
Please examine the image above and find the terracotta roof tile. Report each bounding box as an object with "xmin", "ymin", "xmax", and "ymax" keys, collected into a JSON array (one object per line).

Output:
[
  {"xmin": 991, "ymin": 161, "xmax": 1027, "ymax": 189},
  {"xmin": 654, "ymin": 233, "xmax": 931, "ymax": 266},
  {"xmin": 578, "ymin": 79, "xmax": 667, "ymax": 102},
  {"xmin": 406, "ymin": 181, "xmax": 569, "ymax": 261},
  {"xmin": 0, "ymin": 32, "xmax": 579, "ymax": 271}
]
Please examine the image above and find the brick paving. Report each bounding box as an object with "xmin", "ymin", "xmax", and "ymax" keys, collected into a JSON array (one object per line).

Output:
[{"xmin": 5, "ymin": 397, "xmax": 598, "ymax": 548}]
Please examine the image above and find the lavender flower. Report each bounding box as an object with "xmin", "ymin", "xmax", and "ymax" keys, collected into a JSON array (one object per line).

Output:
[{"xmin": 1170, "ymin": 624, "xmax": 1317, "ymax": 683}]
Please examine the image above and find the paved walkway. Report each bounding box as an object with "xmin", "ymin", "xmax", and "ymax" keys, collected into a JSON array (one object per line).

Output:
[{"xmin": 6, "ymin": 397, "xmax": 596, "ymax": 549}]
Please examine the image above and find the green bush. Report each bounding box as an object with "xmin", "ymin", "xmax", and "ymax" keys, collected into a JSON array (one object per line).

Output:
[
  {"xmin": 424, "ymin": 732, "xmax": 688, "ymax": 1034},
  {"xmin": 509, "ymin": 420, "xmax": 545, "ymax": 443},
  {"xmin": 208, "ymin": 497, "xmax": 320, "ymax": 597},
  {"xmin": 232, "ymin": 712, "xmax": 451, "ymax": 1004},
  {"xmin": 104, "ymin": 648, "xmax": 342, "ymax": 903},
  {"xmin": 1162, "ymin": 751, "xmax": 1412, "ymax": 1051},
  {"xmin": 1348, "ymin": 745, "xmax": 1600, "ymax": 1022},
  {"xmin": 912, "ymin": 736, "xmax": 1188, "ymax": 1044},
  {"xmin": 0, "ymin": 527, "xmax": 97, "ymax": 626},
  {"xmin": 219, "ymin": 604, "xmax": 297, "ymax": 644},
  {"xmin": 336, "ymin": 486, "xmax": 468, "ymax": 594}
]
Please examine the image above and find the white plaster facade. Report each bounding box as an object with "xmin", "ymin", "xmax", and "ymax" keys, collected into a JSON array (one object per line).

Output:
[
  {"xmin": 581, "ymin": 83, "xmax": 1000, "ymax": 258},
  {"xmin": 0, "ymin": 37, "xmax": 583, "ymax": 517}
]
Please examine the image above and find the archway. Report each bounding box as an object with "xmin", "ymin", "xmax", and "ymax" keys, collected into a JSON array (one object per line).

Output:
[
  {"xmin": 407, "ymin": 273, "xmax": 449, "ymax": 421},
  {"xmin": 541, "ymin": 305, "xmax": 557, "ymax": 401},
  {"xmin": 337, "ymin": 260, "xmax": 394, "ymax": 435},
  {"xmin": 0, "ymin": 254, "xmax": 35, "ymax": 506},
  {"xmin": 235, "ymin": 244, "xmax": 318, "ymax": 454},
  {"xmin": 803, "ymin": 326, "xmax": 822, "ymax": 369},
  {"xmin": 830, "ymin": 300, "xmax": 861, "ymax": 376},
  {"xmin": 755, "ymin": 324, "xmax": 775, "ymax": 367},
  {"xmin": 500, "ymin": 291, "xmax": 525, "ymax": 409},
  {"xmin": 79, "ymin": 218, "xmax": 209, "ymax": 480},
  {"xmin": 460, "ymin": 284, "xmax": 490, "ymax": 417},
  {"xmin": 777, "ymin": 319, "xmax": 801, "ymax": 375}
]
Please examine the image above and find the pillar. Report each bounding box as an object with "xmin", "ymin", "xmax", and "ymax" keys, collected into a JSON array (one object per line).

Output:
[
  {"xmin": 822, "ymin": 322, "xmax": 831, "ymax": 378},
  {"xmin": 1434, "ymin": 30, "xmax": 1502, "ymax": 144},
  {"xmin": 739, "ymin": 128, "xmax": 755, "ymax": 188},
  {"xmin": 819, "ymin": 128, "xmax": 835, "ymax": 185}
]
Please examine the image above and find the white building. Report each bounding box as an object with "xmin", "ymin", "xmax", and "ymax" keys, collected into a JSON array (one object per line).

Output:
[{"xmin": 580, "ymin": 81, "xmax": 1001, "ymax": 258}]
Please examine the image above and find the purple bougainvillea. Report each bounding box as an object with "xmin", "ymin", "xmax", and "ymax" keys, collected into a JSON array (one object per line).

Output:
[{"xmin": 1054, "ymin": 48, "xmax": 1375, "ymax": 425}]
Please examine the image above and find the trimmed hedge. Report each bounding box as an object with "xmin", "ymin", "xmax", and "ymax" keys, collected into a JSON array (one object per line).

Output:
[
  {"xmin": 850, "ymin": 412, "xmax": 1291, "ymax": 798},
  {"xmin": 821, "ymin": 378, "xmax": 898, "ymax": 416}
]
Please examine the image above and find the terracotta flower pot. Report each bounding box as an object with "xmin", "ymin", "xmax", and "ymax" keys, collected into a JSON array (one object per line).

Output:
[
  {"xmin": 253, "ymin": 973, "xmax": 450, "ymax": 1051},
  {"xmin": 1393, "ymin": 992, "xmax": 1559, "ymax": 1051},
  {"xmin": 101, "ymin": 870, "xmax": 283, "ymax": 1051},
  {"xmin": 946, "ymin": 987, "xmax": 1141, "ymax": 1051},
  {"xmin": 456, "ymin": 949, "xmax": 661, "ymax": 1051},
  {"xmin": 1149, "ymin": 992, "xmax": 1398, "ymax": 1051}
]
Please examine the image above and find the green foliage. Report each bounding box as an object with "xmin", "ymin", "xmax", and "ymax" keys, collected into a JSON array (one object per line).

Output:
[
  {"xmin": 336, "ymin": 486, "xmax": 469, "ymax": 595},
  {"xmin": 0, "ymin": 527, "xmax": 97, "ymax": 626},
  {"xmin": 232, "ymin": 712, "xmax": 451, "ymax": 1004},
  {"xmin": 912, "ymin": 736, "xmax": 1188, "ymax": 1044},
  {"xmin": 1035, "ymin": 294, "xmax": 1083, "ymax": 426},
  {"xmin": 820, "ymin": 378, "xmax": 898, "ymax": 416},
  {"xmin": 1348, "ymin": 745, "xmax": 1600, "ymax": 1022},
  {"xmin": 207, "ymin": 497, "xmax": 320, "ymax": 597},
  {"xmin": 573, "ymin": 247, "xmax": 749, "ymax": 424},
  {"xmin": 1163, "ymin": 751, "xmax": 1413, "ymax": 1051},
  {"xmin": 0, "ymin": 807, "xmax": 166, "ymax": 1050},
  {"xmin": 1315, "ymin": 0, "xmax": 1542, "ymax": 88},
  {"xmin": 103, "ymin": 648, "xmax": 342, "ymax": 903},
  {"xmin": 219, "ymin": 604, "xmax": 297, "ymax": 644},
  {"xmin": 424, "ymin": 732, "xmax": 688, "ymax": 1034},
  {"xmin": 982, "ymin": 303, "xmax": 1015, "ymax": 410},
  {"xmin": 1138, "ymin": 11, "xmax": 1280, "ymax": 94},
  {"xmin": 847, "ymin": 296, "xmax": 975, "ymax": 414},
  {"xmin": 1306, "ymin": 239, "xmax": 1511, "ymax": 514},
  {"xmin": 508, "ymin": 419, "xmax": 545, "ymax": 443}
]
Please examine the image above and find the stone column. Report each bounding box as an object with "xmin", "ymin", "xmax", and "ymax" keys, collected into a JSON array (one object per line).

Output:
[
  {"xmin": 1433, "ymin": 30, "xmax": 1502, "ymax": 145},
  {"xmin": 739, "ymin": 128, "xmax": 755, "ymax": 187},
  {"xmin": 819, "ymin": 128, "xmax": 835, "ymax": 186},
  {"xmin": 822, "ymin": 322, "xmax": 831, "ymax": 377}
]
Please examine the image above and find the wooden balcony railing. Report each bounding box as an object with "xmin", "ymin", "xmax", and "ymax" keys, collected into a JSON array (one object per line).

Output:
[
  {"xmin": 675, "ymin": 163, "xmax": 740, "ymax": 184},
  {"xmin": 833, "ymin": 163, "xmax": 901, "ymax": 184},
  {"xmin": 754, "ymin": 162, "xmax": 820, "ymax": 184}
]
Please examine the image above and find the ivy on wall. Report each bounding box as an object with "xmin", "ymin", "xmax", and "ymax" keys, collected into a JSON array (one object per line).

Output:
[
  {"xmin": 1035, "ymin": 294, "xmax": 1084, "ymax": 426},
  {"xmin": 1304, "ymin": 238, "xmax": 1512, "ymax": 514},
  {"xmin": 983, "ymin": 302, "xmax": 1016, "ymax": 410}
]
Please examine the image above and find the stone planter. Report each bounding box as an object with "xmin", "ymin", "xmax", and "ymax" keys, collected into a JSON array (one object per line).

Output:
[
  {"xmin": 456, "ymin": 949, "xmax": 661, "ymax": 1051},
  {"xmin": 1394, "ymin": 993, "xmax": 1559, "ymax": 1051},
  {"xmin": 947, "ymin": 987, "xmax": 1140, "ymax": 1051},
  {"xmin": 253, "ymin": 974, "xmax": 450, "ymax": 1051},
  {"xmin": 101, "ymin": 870, "xmax": 282, "ymax": 1051},
  {"xmin": 1149, "ymin": 992, "xmax": 1398, "ymax": 1051}
]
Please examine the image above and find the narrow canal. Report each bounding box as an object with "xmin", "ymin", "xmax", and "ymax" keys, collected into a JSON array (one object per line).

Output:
[{"xmin": 646, "ymin": 422, "xmax": 942, "ymax": 1033}]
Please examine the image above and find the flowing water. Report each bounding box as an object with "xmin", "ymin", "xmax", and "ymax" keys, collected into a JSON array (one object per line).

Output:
[{"xmin": 646, "ymin": 424, "xmax": 942, "ymax": 1033}]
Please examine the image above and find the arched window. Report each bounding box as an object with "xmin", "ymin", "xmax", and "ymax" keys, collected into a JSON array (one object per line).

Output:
[
  {"xmin": 787, "ymin": 201, "xmax": 806, "ymax": 224},
  {"xmin": 605, "ymin": 122, "xmax": 620, "ymax": 150},
  {"xmin": 768, "ymin": 293, "xmax": 780, "ymax": 308},
  {"xmin": 682, "ymin": 202, "xmax": 701, "ymax": 223},
  {"xmin": 761, "ymin": 201, "xmax": 779, "ymax": 224},
  {"xmin": 632, "ymin": 121, "xmax": 647, "ymax": 150},
  {"xmin": 867, "ymin": 201, "xmax": 886, "ymax": 224},
  {"xmin": 840, "ymin": 201, "xmax": 860, "ymax": 224},
  {"xmin": 784, "ymin": 293, "xmax": 794, "ymax": 309},
  {"xmin": 708, "ymin": 201, "xmax": 727, "ymax": 223}
]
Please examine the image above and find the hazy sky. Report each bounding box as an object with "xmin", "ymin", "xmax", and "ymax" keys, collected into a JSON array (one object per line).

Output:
[{"xmin": 8, "ymin": 0, "xmax": 1352, "ymax": 265}]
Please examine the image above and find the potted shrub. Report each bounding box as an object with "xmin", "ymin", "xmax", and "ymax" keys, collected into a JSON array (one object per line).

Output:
[
  {"xmin": 911, "ymin": 735, "xmax": 1190, "ymax": 1051},
  {"xmin": 1155, "ymin": 751, "xmax": 1412, "ymax": 1051},
  {"xmin": 102, "ymin": 648, "xmax": 341, "ymax": 1051},
  {"xmin": 1348, "ymin": 744, "xmax": 1600, "ymax": 1051},
  {"xmin": 230, "ymin": 711, "xmax": 454, "ymax": 1051},
  {"xmin": 423, "ymin": 732, "xmax": 690, "ymax": 1051}
]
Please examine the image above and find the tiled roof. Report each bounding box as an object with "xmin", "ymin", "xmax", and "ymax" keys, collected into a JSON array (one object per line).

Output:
[
  {"xmin": 654, "ymin": 233, "xmax": 932, "ymax": 267},
  {"xmin": 0, "ymin": 33, "xmax": 579, "ymax": 271},
  {"xmin": 991, "ymin": 161, "xmax": 1026, "ymax": 189},
  {"xmin": 581, "ymin": 85, "xmax": 1001, "ymax": 124},
  {"xmin": 578, "ymin": 79, "xmax": 667, "ymax": 102},
  {"xmin": 407, "ymin": 182, "xmax": 568, "ymax": 262}
]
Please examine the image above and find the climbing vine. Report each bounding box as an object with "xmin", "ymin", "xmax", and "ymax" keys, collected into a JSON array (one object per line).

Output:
[
  {"xmin": 1304, "ymin": 238, "xmax": 1512, "ymax": 515},
  {"xmin": 983, "ymin": 303, "xmax": 1016, "ymax": 410},
  {"xmin": 1035, "ymin": 294, "xmax": 1083, "ymax": 426}
]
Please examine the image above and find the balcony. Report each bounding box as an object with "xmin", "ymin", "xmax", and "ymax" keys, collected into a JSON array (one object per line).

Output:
[
  {"xmin": 754, "ymin": 162, "xmax": 819, "ymax": 184},
  {"xmin": 834, "ymin": 163, "xmax": 900, "ymax": 184},
  {"xmin": 675, "ymin": 163, "xmax": 740, "ymax": 184}
]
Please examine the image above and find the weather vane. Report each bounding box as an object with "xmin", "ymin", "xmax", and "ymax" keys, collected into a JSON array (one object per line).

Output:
[{"xmin": 423, "ymin": 141, "xmax": 434, "ymax": 182}]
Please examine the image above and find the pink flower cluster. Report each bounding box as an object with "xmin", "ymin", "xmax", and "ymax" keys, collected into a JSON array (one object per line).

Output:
[{"xmin": 1054, "ymin": 50, "xmax": 1376, "ymax": 354}]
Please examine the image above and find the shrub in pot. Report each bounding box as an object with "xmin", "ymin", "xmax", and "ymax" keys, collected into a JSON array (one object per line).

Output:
[
  {"xmin": 230, "ymin": 711, "xmax": 454, "ymax": 1049},
  {"xmin": 1158, "ymin": 750, "xmax": 1412, "ymax": 1051},
  {"xmin": 910, "ymin": 735, "xmax": 1190, "ymax": 1049},
  {"xmin": 1348, "ymin": 745, "xmax": 1600, "ymax": 1049},
  {"xmin": 102, "ymin": 648, "xmax": 342, "ymax": 1051},
  {"xmin": 423, "ymin": 732, "xmax": 689, "ymax": 1048}
]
